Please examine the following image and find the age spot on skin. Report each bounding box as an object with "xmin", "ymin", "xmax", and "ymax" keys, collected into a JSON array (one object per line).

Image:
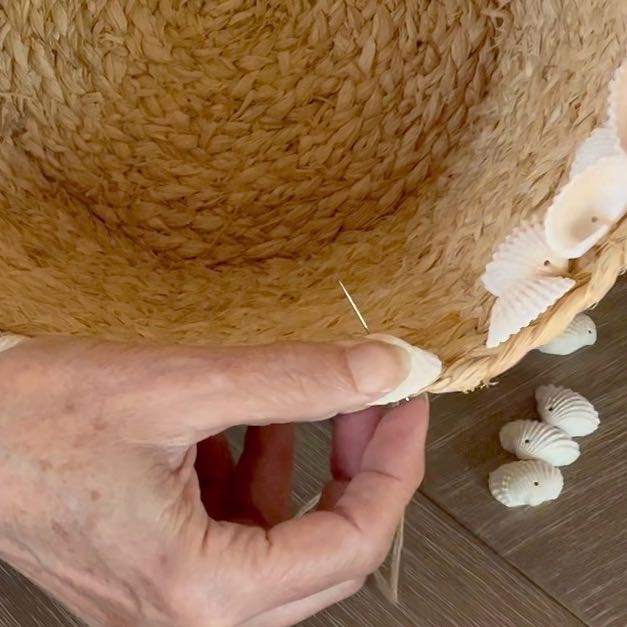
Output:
[
  {"xmin": 51, "ymin": 521, "xmax": 70, "ymax": 541},
  {"xmin": 92, "ymin": 418, "xmax": 107, "ymax": 432},
  {"xmin": 90, "ymin": 490, "xmax": 101, "ymax": 502}
]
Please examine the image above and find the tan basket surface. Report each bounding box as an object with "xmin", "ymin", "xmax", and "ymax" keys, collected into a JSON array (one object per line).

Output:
[{"xmin": 0, "ymin": 1, "xmax": 625, "ymax": 392}]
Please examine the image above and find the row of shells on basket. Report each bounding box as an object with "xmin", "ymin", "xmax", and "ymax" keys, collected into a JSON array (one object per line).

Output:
[
  {"xmin": 482, "ymin": 58, "xmax": 627, "ymax": 349},
  {"xmin": 489, "ymin": 383, "xmax": 600, "ymax": 508}
]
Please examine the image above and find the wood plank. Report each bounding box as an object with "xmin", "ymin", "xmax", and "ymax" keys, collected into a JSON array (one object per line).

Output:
[
  {"xmin": 303, "ymin": 493, "xmax": 583, "ymax": 627},
  {"xmin": 291, "ymin": 424, "xmax": 582, "ymax": 627},
  {"xmin": 0, "ymin": 562, "xmax": 82, "ymax": 627},
  {"xmin": 423, "ymin": 278, "xmax": 627, "ymax": 626}
]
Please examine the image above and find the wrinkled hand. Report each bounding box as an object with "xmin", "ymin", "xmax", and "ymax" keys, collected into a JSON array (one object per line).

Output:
[{"xmin": 0, "ymin": 337, "xmax": 429, "ymax": 627}]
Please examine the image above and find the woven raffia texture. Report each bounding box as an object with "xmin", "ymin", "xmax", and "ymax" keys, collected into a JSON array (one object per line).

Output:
[{"xmin": 0, "ymin": 1, "xmax": 626, "ymax": 393}]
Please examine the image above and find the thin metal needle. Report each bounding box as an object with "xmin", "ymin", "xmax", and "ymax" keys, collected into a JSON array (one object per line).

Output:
[{"xmin": 338, "ymin": 280, "xmax": 369, "ymax": 333}]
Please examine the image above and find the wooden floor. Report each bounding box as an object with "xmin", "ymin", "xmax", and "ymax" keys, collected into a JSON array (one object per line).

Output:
[{"xmin": 1, "ymin": 278, "xmax": 625, "ymax": 626}]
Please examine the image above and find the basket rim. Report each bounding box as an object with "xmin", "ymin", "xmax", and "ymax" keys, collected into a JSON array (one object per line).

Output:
[{"xmin": 428, "ymin": 218, "xmax": 627, "ymax": 394}]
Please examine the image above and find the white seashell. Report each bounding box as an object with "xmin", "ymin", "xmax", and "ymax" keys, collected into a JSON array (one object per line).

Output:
[
  {"xmin": 544, "ymin": 154, "xmax": 627, "ymax": 259},
  {"xmin": 489, "ymin": 460, "xmax": 563, "ymax": 508},
  {"xmin": 486, "ymin": 276, "xmax": 575, "ymax": 348},
  {"xmin": 538, "ymin": 313, "xmax": 597, "ymax": 355},
  {"xmin": 481, "ymin": 220, "xmax": 569, "ymax": 297},
  {"xmin": 499, "ymin": 419, "xmax": 580, "ymax": 466},
  {"xmin": 535, "ymin": 384, "xmax": 600, "ymax": 437},
  {"xmin": 608, "ymin": 58, "xmax": 627, "ymax": 153},
  {"xmin": 569, "ymin": 126, "xmax": 621, "ymax": 179},
  {"xmin": 0, "ymin": 334, "xmax": 26, "ymax": 352},
  {"xmin": 366, "ymin": 334, "xmax": 442, "ymax": 405}
]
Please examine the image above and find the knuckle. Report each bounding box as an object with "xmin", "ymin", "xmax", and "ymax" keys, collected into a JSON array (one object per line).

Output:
[
  {"xmin": 343, "ymin": 577, "xmax": 366, "ymax": 598},
  {"xmin": 359, "ymin": 537, "xmax": 393, "ymax": 575},
  {"xmin": 270, "ymin": 342, "xmax": 355, "ymax": 399}
]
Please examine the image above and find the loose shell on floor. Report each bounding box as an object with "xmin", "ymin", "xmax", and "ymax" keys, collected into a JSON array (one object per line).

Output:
[
  {"xmin": 489, "ymin": 460, "xmax": 563, "ymax": 508},
  {"xmin": 569, "ymin": 126, "xmax": 621, "ymax": 179},
  {"xmin": 544, "ymin": 154, "xmax": 627, "ymax": 259},
  {"xmin": 486, "ymin": 276, "xmax": 575, "ymax": 348},
  {"xmin": 499, "ymin": 419, "xmax": 580, "ymax": 466},
  {"xmin": 538, "ymin": 313, "xmax": 597, "ymax": 355},
  {"xmin": 535, "ymin": 384, "xmax": 600, "ymax": 437},
  {"xmin": 481, "ymin": 220, "xmax": 569, "ymax": 297}
]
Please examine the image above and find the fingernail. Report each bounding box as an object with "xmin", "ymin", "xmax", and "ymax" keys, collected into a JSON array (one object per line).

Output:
[
  {"xmin": 344, "ymin": 339, "xmax": 411, "ymax": 398},
  {"xmin": 363, "ymin": 335, "xmax": 441, "ymax": 406}
]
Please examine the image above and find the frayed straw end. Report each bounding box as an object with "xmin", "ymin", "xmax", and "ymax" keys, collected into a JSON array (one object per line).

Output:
[{"xmin": 296, "ymin": 494, "xmax": 405, "ymax": 603}]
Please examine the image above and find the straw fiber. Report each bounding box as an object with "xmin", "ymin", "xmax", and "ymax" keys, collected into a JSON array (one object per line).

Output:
[{"xmin": 0, "ymin": 1, "xmax": 626, "ymax": 393}]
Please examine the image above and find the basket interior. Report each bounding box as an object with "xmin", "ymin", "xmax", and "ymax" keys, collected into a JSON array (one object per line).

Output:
[{"xmin": 0, "ymin": 1, "xmax": 625, "ymax": 390}]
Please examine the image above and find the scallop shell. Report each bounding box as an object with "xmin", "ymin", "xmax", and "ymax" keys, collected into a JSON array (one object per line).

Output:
[
  {"xmin": 486, "ymin": 276, "xmax": 575, "ymax": 348},
  {"xmin": 366, "ymin": 334, "xmax": 442, "ymax": 405},
  {"xmin": 608, "ymin": 58, "xmax": 627, "ymax": 153},
  {"xmin": 538, "ymin": 313, "xmax": 597, "ymax": 355},
  {"xmin": 0, "ymin": 333, "xmax": 26, "ymax": 352},
  {"xmin": 544, "ymin": 154, "xmax": 627, "ymax": 259},
  {"xmin": 499, "ymin": 420, "xmax": 580, "ymax": 466},
  {"xmin": 535, "ymin": 384, "xmax": 600, "ymax": 437},
  {"xmin": 489, "ymin": 460, "xmax": 563, "ymax": 508},
  {"xmin": 569, "ymin": 126, "xmax": 621, "ymax": 179},
  {"xmin": 481, "ymin": 220, "xmax": 569, "ymax": 297}
]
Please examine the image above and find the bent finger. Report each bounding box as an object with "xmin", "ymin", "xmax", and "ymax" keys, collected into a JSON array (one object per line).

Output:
[
  {"xmin": 250, "ymin": 397, "xmax": 429, "ymax": 607},
  {"xmin": 319, "ymin": 407, "xmax": 383, "ymax": 511},
  {"xmin": 195, "ymin": 435, "xmax": 234, "ymax": 519},
  {"xmin": 332, "ymin": 407, "xmax": 383, "ymax": 480},
  {"xmin": 229, "ymin": 424, "xmax": 295, "ymax": 526}
]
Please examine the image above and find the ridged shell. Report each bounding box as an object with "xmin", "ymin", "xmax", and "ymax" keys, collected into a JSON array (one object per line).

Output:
[
  {"xmin": 489, "ymin": 461, "xmax": 563, "ymax": 508},
  {"xmin": 538, "ymin": 313, "xmax": 597, "ymax": 355},
  {"xmin": 499, "ymin": 420, "xmax": 580, "ymax": 466},
  {"xmin": 481, "ymin": 220, "xmax": 569, "ymax": 297},
  {"xmin": 544, "ymin": 154, "xmax": 627, "ymax": 259},
  {"xmin": 608, "ymin": 58, "xmax": 627, "ymax": 153},
  {"xmin": 486, "ymin": 276, "xmax": 575, "ymax": 348},
  {"xmin": 535, "ymin": 384, "xmax": 600, "ymax": 437},
  {"xmin": 569, "ymin": 126, "xmax": 621, "ymax": 179},
  {"xmin": 366, "ymin": 334, "xmax": 442, "ymax": 405},
  {"xmin": 0, "ymin": 334, "xmax": 25, "ymax": 352}
]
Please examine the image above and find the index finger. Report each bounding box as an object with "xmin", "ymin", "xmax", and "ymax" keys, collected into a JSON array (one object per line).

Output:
[{"xmin": 257, "ymin": 396, "xmax": 429, "ymax": 606}]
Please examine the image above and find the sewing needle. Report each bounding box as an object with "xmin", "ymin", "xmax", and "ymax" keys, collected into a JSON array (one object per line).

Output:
[{"xmin": 338, "ymin": 280, "xmax": 369, "ymax": 333}]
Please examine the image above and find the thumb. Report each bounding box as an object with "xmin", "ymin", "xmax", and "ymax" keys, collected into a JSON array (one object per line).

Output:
[{"xmin": 125, "ymin": 335, "xmax": 438, "ymax": 442}]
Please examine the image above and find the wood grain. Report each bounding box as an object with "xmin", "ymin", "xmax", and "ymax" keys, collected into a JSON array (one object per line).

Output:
[
  {"xmin": 423, "ymin": 278, "xmax": 627, "ymax": 627},
  {"xmin": 0, "ymin": 563, "xmax": 82, "ymax": 627}
]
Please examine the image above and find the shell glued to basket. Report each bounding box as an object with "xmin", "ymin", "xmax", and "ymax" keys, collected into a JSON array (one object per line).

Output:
[
  {"xmin": 0, "ymin": 4, "xmax": 625, "ymax": 398},
  {"xmin": 482, "ymin": 56, "xmax": 627, "ymax": 351}
]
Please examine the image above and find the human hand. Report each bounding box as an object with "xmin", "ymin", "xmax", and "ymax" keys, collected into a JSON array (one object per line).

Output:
[{"xmin": 0, "ymin": 336, "xmax": 430, "ymax": 626}]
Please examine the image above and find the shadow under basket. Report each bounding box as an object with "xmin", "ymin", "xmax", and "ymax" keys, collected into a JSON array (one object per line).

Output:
[{"xmin": 0, "ymin": 1, "xmax": 626, "ymax": 393}]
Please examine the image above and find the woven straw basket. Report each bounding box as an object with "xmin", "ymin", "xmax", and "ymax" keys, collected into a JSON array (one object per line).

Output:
[{"xmin": 1, "ymin": 2, "xmax": 626, "ymax": 393}]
